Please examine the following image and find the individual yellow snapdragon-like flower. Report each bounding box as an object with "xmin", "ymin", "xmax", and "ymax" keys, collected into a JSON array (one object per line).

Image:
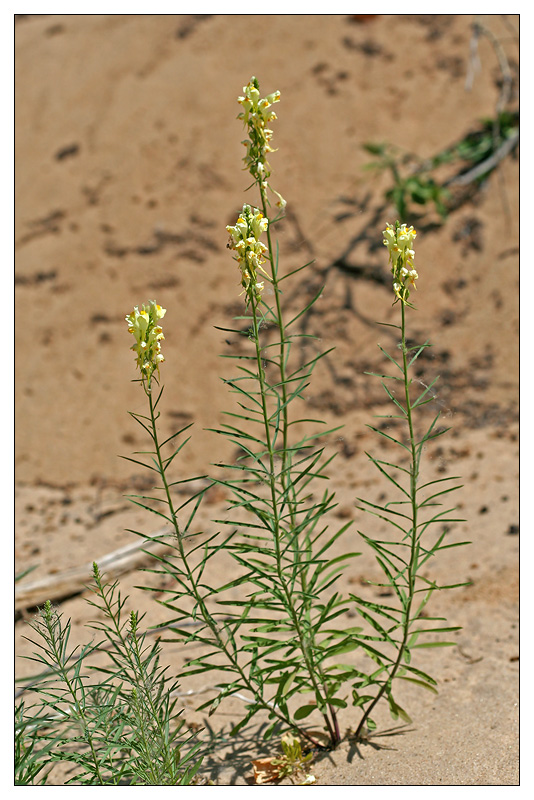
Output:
[
  {"xmin": 125, "ymin": 300, "xmax": 166, "ymax": 382},
  {"xmin": 383, "ymin": 221, "xmax": 418, "ymax": 304},
  {"xmin": 237, "ymin": 76, "xmax": 286, "ymax": 209},
  {"xmin": 226, "ymin": 204, "xmax": 269, "ymax": 303}
]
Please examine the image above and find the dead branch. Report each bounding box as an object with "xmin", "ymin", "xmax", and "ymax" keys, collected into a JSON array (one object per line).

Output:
[
  {"xmin": 15, "ymin": 533, "xmax": 174, "ymax": 612},
  {"xmin": 444, "ymin": 128, "xmax": 518, "ymax": 188}
]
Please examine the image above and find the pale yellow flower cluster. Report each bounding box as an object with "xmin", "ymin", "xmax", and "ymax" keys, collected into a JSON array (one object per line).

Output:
[
  {"xmin": 383, "ymin": 222, "xmax": 419, "ymax": 303},
  {"xmin": 226, "ymin": 204, "xmax": 269, "ymax": 302},
  {"xmin": 125, "ymin": 300, "xmax": 166, "ymax": 380},
  {"xmin": 238, "ymin": 76, "xmax": 286, "ymax": 208}
]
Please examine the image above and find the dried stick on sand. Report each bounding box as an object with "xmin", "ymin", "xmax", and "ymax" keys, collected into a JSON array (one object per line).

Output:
[{"xmin": 15, "ymin": 533, "xmax": 173, "ymax": 612}]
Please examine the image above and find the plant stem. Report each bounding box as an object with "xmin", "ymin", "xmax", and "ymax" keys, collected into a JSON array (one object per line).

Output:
[
  {"xmin": 259, "ymin": 191, "xmax": 292, "ymax": 510},
  {"xmin": 41, "ymin": 604, "xmax": 106, "ymax": 785},
  {"xmin": 249, "ymin": 282, "xmax": 340, "ymax": 748},
  {"xmin": 256, "ymin": 186, "xmax": 340, "ymax": 746},
  {"xmin": 353, "ymin": 301, "xmax": 419, "ymax": 741},
  {"xmin": 91, "ymin": 572, "xmax": 173, "ymax": 783},
  {"xmin": 144, "ymin": 380, "xmax": 326, "ymax": 749}
]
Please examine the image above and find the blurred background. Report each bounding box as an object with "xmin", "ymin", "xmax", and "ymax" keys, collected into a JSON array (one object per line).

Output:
[{"xmin": 15, "ymin": 13, "xmax": 518, "ymax": 489}]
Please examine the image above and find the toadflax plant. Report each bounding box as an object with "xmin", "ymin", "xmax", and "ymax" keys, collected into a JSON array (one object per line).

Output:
[
  {"xmin": 348, "ymin": 221, "xmax": 469, "ymax": 738},
  {"xmin": 122, "ymin": 76, "xmax": 466, "ymax": 753}
]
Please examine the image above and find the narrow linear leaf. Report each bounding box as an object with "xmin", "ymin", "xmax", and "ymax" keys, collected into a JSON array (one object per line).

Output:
[
  {"xmin": 411, "ymin": 641, "xmax": 458, "ymax": 648},
  {"xmin": 398, "ymin": 676, "xmax": 439, "ymax": 694}
]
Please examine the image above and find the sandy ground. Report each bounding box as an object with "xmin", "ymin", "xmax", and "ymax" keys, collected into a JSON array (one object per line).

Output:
[{"xmin": 15, "ymin": 14, "xmax": 519, "ymax": 786}]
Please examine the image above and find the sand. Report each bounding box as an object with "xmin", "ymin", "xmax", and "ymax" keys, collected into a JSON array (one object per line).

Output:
[{"xmin": 15, "ymin": 13, "xmax": 519, "ymax": 786}]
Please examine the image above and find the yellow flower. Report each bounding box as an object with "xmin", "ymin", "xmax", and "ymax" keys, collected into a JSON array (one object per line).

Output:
[
  {"xmin": 237, "ymin": 76, "xmax": 285, "ymax": 209},
  {"xmin": 383, "ymin": 221, "xmax": 418, "ymax": 303},
  {"xmin": 125, "ymin": 300, "xmax": 166, "ymax": 381},
  {"xmin": 226, "ymin": 204, "xmax": 269, "ymax": 302}
]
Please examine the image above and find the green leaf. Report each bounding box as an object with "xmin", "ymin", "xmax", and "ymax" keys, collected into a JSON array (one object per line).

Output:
[
  {"xmin": 278, "ymin": 259, "xmax": 316, "ymax": 282},
  {"xmin": 280, "ymin": 669, "xmax": 299, "ymax": 698},
  {"xmin": 364, "ymin": 370, "xmax": 403, "ymax": 382},
  {"xmin": 419, "ymin": 482, "xmax": 464, "ymax": 507},
  {"xmin": 119, "ymin": 455, "xmax": 158, "ymax": 472},
  {"xmin": 293, "ymin": 704, "xmax": 316, "ymax": 720},
  {"xmin": 323, "ymin": 640, "xmax": 361, "ymax": 658},
  {"xmin": 327, "ymin": 697, "xmax": 347, "ymax": 709},
  {"xmin": 403, "ymin": 664, "xmax": 437, "ymax": 685},
  {"xmin": 410, "ymin": 626, "xmax": 461, "ymax": 636},
  {"xmin": 350, "ymin": 594, "xmax": 400, "ymax": 623},
  {"xmin": 287, "ymin": 285, "xmax": 326, "ymax": 327},
  {"xmin": 376, "ymin": 343, "xmax": 403, "ymax": 372},
  {"xmin": 411, "ymin": 374, "xmax": 440, "ymax": 407},
  {"xmin": 387, "ymin": 696, "xmax": 412, "ymax": 724},
  {"xmin": 380, "ymin": 381, "xmax": 407, "ymax": 415},
  {"xmin": 411, "ymin": 641, "xmax": 458, "ymax": 648},
  {"xmin": 357, "ymin": 641, "xmax": 393, "ymax": 665},
  {"xmin": 355, "ymin": 608, "xmax": 396, "ymax": 644},
  {"xmin": 324, "ymin": 551, "xmax": 362, "ymax": 569},
  {"xmin": 398, "ymin": 676, "xmax": 438, "ymax": 694},
  {"xmin": 352, "ymin": 692, "xmax": 374, "ymax": 708},
  {"xmin": 365, "ymin": 452, "xmax": 411, "ymax": 497},
  {"xmin": 407, "ymin": 340, "xmax": 431, "ymax": 367},
  {"xmin": 322, "ymin": 626, "xmax": 363, "ymax": 639},
  {"xmin": 366, "ymin": 425, "xmax": 410, "ymax": 452}
]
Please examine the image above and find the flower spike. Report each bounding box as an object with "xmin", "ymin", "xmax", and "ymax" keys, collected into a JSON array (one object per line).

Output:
[
  {"xmin": 238, "ymin": 76, "xmax": 286, "ymax": 209},
  {"xmin": 226, "ymin": 204, "xmax": 269, "ymax": 303},
  {"xmin": 383, "ymin": 221, "xmax": 418, "ymax": 304},
  {"xmin": 125, "ymin": 300, "xmax": 166, "ymax": 383}
]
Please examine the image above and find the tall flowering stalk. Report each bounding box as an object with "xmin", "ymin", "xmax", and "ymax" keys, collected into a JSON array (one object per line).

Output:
[
  {"xmin": 217, "ymin": 76, "xmax": 359, "ymax": 749},
  {"xmin": 123, "ymin": 298, "xmax": 310, "ymax": 744},
  {"xmin": 123, "ymin": 284, "xmax": 339, "ymax": 751},
  {"xmin": 232, "ymin": 78, "xmax": 294, "ymax": 522},
  {"xmin": 350, "ymin": 221, "xmax": 467, "ymax": 738}
]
